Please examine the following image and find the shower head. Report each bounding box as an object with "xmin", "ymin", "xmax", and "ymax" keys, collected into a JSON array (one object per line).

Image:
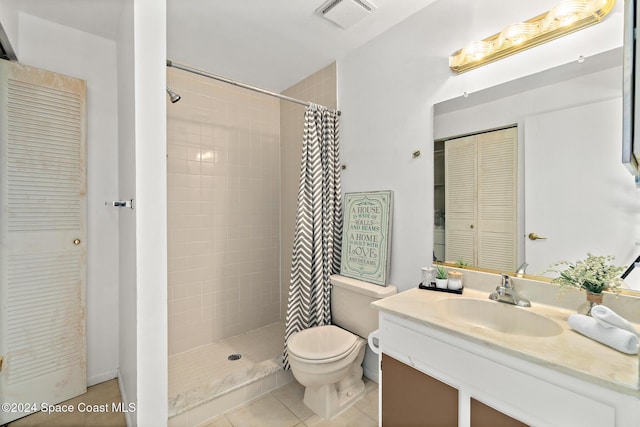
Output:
[{"xmin": 166, "ymin": 87, "xmax": 181, "ymax": 103}]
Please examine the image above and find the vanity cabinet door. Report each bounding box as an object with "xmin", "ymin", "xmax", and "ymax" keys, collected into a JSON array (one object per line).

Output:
[
  {"xmin": 471, "ymin": 398, "xmax": 528, "ymax": 427},
  {"xmin": 382, "ymin": 353, "xmax": 458, "ymax": 427}
]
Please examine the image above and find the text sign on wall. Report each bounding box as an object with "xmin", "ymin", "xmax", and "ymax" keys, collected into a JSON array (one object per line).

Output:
[{"xmin": 340, "ymin": 191, "xmax": 393, "ymax": 286}]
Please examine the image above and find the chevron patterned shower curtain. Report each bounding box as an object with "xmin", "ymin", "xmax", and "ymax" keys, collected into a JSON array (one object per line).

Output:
[{"xmin": 283, "ymin": 104, "xmax": 342, "ymax": 369}]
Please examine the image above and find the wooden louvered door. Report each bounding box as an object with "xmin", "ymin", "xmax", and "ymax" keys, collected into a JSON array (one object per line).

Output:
[{"xmin": 0, "ymin": 60, "xmax": 86, "ymax": 424}]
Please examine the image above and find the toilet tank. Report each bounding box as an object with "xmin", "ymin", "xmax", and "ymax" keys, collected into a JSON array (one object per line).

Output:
[{"xmin": 330, "ymin": 274, "xmax": 397, "ymax": 339}]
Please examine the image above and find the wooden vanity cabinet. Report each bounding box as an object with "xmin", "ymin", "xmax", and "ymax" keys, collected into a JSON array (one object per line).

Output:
[
  {"xmin": 376, "ymin": 308, "xmax": 636, "ymax": 426},
  {"xmin": 470, "ymin": 398, "xmax": 528, "ymax": 427},
  {"xmin": 381, "ymin": 353, "xmax": 528, "ymax": 427},
  {"xmin": 381, "ymin": 353, "xmax": 458, "ymax": 426}
]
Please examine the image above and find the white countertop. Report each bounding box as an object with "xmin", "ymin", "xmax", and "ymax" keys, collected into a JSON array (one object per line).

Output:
[{"xmin": 372, "ymin": 287, "xmax": 640, "ymax": 396}]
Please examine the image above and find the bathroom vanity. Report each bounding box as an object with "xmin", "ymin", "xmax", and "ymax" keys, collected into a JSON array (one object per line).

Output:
[{"xmin": 372, "ymin": 285, "xmax": 640, "ymax": 427}]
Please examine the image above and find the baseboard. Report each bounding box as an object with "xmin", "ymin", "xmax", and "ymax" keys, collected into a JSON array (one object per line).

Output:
[
  {"xmin": 363, "ymin": 364, "xmax": 379, "ymax": 384},
  {"xmin": 362, "ymin": 346, "xmax": 380, "ymax": 384},
  {"xmin": 88, "ymin": 369, "xmax": 119, "ymax": 387},
  {"xmin": 117, "ymin": 369, "xmax": 136, "ymax": 427}
]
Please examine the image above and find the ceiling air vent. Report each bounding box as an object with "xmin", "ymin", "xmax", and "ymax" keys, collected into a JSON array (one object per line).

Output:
[{"xmin": 316, "ymin": 0, "xmax": 377, "ymax": 29}]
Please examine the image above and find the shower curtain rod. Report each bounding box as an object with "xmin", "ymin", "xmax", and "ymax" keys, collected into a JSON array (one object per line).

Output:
[{"xmin": 166, "ymin": 59, "xmax": 341, "ymax": 115}]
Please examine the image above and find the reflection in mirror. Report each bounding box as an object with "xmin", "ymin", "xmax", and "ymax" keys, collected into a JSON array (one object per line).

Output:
[
  {"xmin": 433, "ymin": 48, "xmax": 640, "ymax": 292},
  {"xmin": 437, "ymin": 127, "xmax": 518, "ymax": 273}
]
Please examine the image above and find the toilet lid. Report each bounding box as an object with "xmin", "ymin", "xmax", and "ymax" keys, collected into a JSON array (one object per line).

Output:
[{"xmin": 288, "ymin": 325, "xmax": 359, "ymax": 361}]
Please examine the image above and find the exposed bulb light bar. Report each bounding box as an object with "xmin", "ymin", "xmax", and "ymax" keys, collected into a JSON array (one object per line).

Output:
[{"xmin": 449, "ymin": 0, "xmax": 616, "ymax": 74}]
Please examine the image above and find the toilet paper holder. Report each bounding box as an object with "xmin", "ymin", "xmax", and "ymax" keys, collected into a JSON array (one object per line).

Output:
[
  {"xmin": 106, "ymin": 199, "xmax": 134, "ymax": 209},
  {"xmin": 368, "ymin": 330, "xmax": 381, "ymax": 354}
]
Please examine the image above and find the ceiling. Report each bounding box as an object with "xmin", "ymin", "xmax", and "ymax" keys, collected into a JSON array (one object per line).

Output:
[
  {"xmin": 3, "ymin": 0, "xmax": 618, "ymax": 92},
  {"xmin": 4, "ymin": 0, "xmax": 440, "ymax": 92},
  {"xmin": 168, "ymin": 0, "xmax": 446, "ymax": 91},
  {"xmin": 3, "ymin": 0, "xmax": 123, "ymax": 41}
]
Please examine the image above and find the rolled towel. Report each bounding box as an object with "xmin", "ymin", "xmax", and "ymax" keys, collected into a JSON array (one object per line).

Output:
[
  {"xmin": 590, "ymin": 305, "xmax": 640, "ymax": 337},
  {"xmin": 568, "ymin": 314, "xmax": 639, "ymax": 355}
]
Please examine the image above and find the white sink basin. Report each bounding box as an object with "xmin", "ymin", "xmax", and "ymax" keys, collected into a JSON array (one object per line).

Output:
[{"xmin": 437, "ymin": 298, "xmax": 562, "ymax": 337}]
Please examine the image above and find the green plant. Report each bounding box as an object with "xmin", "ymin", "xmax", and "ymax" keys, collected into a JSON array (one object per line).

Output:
[
  {"xmin": 546, "ymin": 253, "xmax": 626, "ymax": 294},
  {"xmin": 435, "ymin": 265, "xmax": 449, "ymax": 280},
  {"xmin": 456, "ymin": 259, "xmax": 471, "ymax": 268}
]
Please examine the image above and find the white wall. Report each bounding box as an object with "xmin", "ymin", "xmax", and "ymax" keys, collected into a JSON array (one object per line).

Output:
[
  {"xmin": 337, "ymin": 0, "xmax": 624, "ymax": 292},
  {"xmin": 13, "ymin": 12, "xmax": 120, "ymax": 386},
  {"xmin": 117, "ymin": 1, "xmax": 169, "ymax": 425},
  {"xmin": 133, "ymin": 0, "xmax": 168, "ymax": 425},
  {"xmin": 116, "ymin": 0, "xmax": 138, "ymax": 425}
]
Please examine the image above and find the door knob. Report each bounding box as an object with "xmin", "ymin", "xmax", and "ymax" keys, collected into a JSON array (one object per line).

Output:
[
  {"xmin": 528, "ymin": 233, "xmax": 547, "ymax": 241},
  {"xmin": 73, "ymin": 239, "xmax": 81, "ymax": 245}
]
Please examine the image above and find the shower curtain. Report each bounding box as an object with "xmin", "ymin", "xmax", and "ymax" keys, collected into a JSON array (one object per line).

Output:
[{"xmin": 283, "ymin": 104, "xmax": 342, "ymax": 369}]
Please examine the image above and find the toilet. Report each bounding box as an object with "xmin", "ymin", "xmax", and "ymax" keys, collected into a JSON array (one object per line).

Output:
[{"xmin": 287, "ymin": 274, "xmax": 397, "ymax": 419}]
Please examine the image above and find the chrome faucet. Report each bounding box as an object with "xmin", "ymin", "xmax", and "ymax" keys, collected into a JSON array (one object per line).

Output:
[
  {"xmin": 515, "ymin": 262, "xmax": 528, "ymax": 278},
  {"xmin": 489, "ymin": 274, "xmax": 531, "ymax": 307}
]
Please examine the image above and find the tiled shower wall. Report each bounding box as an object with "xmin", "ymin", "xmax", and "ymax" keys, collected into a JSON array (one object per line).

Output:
[
  {"xmin": 167, "ymin": 67, "xmax": 281, "ymax": 355},
  {"xmin": 280, "ymin": 63, "xmax": 338, "ymax": 320},
  {"xmin": 166, "ymin": 63, "xmax": 337, "ymax": 356}
]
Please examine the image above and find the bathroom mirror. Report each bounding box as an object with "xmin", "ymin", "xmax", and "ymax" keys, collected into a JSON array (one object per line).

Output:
[{"xmin": 433, "ymin": 47, "xmax": 640, "ymax": 293}]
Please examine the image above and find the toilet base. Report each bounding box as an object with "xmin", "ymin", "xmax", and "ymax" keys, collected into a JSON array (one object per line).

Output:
[{"xmin": 301, "ymin": 348, "xmax": 366, "ymax": 419}]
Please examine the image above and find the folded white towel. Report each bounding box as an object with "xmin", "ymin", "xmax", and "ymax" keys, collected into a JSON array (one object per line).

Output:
[
  {"xmin": 568, "ymin": 314, "xmax": 639, "ymax": 355},
  {"xmin": 590, "ymin": 305, "xmax": 640, "ymax": 337}
]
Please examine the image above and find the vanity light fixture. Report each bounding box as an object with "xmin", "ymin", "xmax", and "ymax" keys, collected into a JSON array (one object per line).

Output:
[{"xmin": 449, "ymin": 0, "xmax": 616, "ymax": 74}]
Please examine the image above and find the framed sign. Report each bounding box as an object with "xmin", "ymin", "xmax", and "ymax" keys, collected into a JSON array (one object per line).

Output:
[{"xmin": 340, "ymin": 191, "xmax": 393, "ymax": 286}]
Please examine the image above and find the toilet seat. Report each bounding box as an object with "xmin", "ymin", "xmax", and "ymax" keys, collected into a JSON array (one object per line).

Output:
[{"xmin": 288, "ymin": 325, "xmax": 360, "ymax": 363}]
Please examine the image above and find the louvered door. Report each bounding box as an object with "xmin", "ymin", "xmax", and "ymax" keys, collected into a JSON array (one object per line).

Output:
[
  {"xmin": 477, "ymin": 128, "xmax": 517, "ymax": 272},
  {"xmin": 0, "ymin": 60, "xmax": 87, "ymax": 424},
  {"xmin": 445, "ymin": 134, "xmax": 477, "ymax": 265},
  {"xmin": 444, "ymin": 128, "xmax": 517, "ymax": 270}
]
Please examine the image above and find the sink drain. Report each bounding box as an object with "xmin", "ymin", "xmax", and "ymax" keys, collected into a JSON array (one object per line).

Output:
[{"xmin": 228, "ymin": 353, "xmax": 242, "ymax": 361}]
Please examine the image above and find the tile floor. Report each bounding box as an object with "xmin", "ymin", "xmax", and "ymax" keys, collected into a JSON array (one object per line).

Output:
[
  {"xmin": 201, "ymin": 378, "xmax": 378, "ymax": 427},
  {"xmin": 7, "ymin": 379, "xmax": 126, "ymax": 427},
  {"xmin": 7, "ymin": 376, "xmax": 379, "ymax": 427}
]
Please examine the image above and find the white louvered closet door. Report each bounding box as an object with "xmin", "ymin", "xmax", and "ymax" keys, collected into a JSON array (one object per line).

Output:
[
  {"xmin": 445, "ymin": 134, "xmax": 477, "ymax": 265},
  {"xmin": 444, "ymin": 128, "xmax": 517, "ymax": 271},
  {"xmin": 477, "ymin": 128, "xmax": 517, "ymax": 272},
  {"xmin": 0, "ymin": 60, "xmax": 87, "ymax": 424}
]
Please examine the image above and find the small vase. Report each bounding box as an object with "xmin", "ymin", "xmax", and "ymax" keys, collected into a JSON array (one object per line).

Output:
[
  {"xmin": 435, "ymin": 278, "xmax": 448, "ymax": 289},
  {"xmin": 578, "ymin": 291, "xmax": 603, "ymax": 316}
]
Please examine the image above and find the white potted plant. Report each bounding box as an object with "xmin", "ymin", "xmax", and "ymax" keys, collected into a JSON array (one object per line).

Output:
[
  {"xmin": 546, "ymin": 253, "xmax": 626, "ymax": 315},
  {"xmin": 435, "ymin": 265, "xmax": 449, "ymax": 289}
]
